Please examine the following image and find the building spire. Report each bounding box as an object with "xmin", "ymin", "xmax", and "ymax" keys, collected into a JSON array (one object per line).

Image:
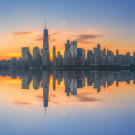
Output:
[
  {"xmin": 45, "ymin": 19, "xmax": 46, "ymax": 29},
  {"xmin": 45, "ymin": 107, "xmax": 46, "ymax": 117}
]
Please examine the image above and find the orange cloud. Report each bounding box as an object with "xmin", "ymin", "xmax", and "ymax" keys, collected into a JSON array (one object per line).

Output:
[
  {"xmin": 50, "ymin": 39, "xmax": 57, "ymax": 42},
  {"xmin": 13, "ymin": 97, "xmax": 34, "ymax": 105},
  {"xmin": 73, "ymin": 93, "xmax": 103, "ymax": 102},
  {"xmin": 13, "ymin": 31, "xmax": 33, "ymax": 36},
  {"xmin": 49, "ymin": 32, "xmax": 61, "ymax": 37},
  {"xmin": 75, "ymin": 34, "xmax": 104, "ymax": 43},
  {"xmin": 49, "ymin": 99, "xmax": 61, "ymax": 105},
  {"xmin": 36, "ymin": 95, "xmax": 43, "ymax": 98},
  {"xmin": 13, "ymin": 101, "xmax": 34, "ymax": 105},
  {"xmin": 36, "ymin": 38, "xmax": 43, "ymax": 41}
]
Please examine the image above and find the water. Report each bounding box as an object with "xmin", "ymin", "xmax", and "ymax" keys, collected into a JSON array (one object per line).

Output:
[{"xmin": 0, "ymin": 70, "xmax": 135, "ymax": 135}]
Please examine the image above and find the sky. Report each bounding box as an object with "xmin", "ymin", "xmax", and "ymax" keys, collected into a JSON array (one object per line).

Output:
[{"xmin": 0, "ymin": 0, "xmax": 135, "ymax": 60}]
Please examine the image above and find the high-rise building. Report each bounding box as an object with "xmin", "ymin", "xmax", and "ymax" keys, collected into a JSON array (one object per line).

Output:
[
  {"xmin": 107, "ymin": 50, "xmax": 114, "ymax": 64},
  {"xmin": 41, "ymin": 49, "xmax": 50, "ymax": 66},
  {"xmin": 77, "ymin": 48, "xmax": 85, "ymax": 59},
  {"xmin": 102, "ymin": 47, "xmax": 106, "ymax": 55},
  {"xmin": 25, "ymin": 52, "xmax": 33, "ymax": 67},
  {"xmin": 94, "ymin": 48, "xmax": 98, "ymax": 64},
  {"xmin": 22, "ymin": 47, "xmax": 29, "ymax": 58},
  {"xmin": 33, "ymin": 46, "xmax": 40, "ymax": 62},
  {"xmin": 53, "ymin": 46, "xmax": 56, "ymax": 67},
  {"xmin": 11, "ymin": 57, "xmax": 17, "ymax": 67},
  {"xmin": 70, "ymin": 41, "xmax": 77, "ymax": 58},
  {"xmin": 43, "ymin": 21, "xmax": 49, "ymax": 50},
  {"xmin": 16, "ymin": 58, "xmax": 25, "ymax": 68},
  {"xmin": 97, "ymin": 44, "xmax": 100, "ymax": 64},
  {"xmin": 58, "ymin": 51, "xmax": 61, "ymax": 66},
  {"xmin": 116, "ymin": 49, "xmax": 119, "ymax": 56},
  {"xmin": 65, "ymin": 39, "xmax": 71, "ymax": 51}
]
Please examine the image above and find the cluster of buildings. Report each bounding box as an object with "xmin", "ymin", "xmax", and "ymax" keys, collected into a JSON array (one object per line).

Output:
[{"xmin": 1, "ymin": 25, "xmax": 135, "ymax": 68}]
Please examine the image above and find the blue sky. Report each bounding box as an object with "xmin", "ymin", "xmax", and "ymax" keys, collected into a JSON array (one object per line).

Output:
[{"xmin": 0, "ymin": 0, "xmax": 135, "ymax": 59}]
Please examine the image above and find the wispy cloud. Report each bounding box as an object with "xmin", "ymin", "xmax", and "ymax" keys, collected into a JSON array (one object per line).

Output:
[
  {"xmin": 13, "ymin": 31, "xmax": 34, "ymax": 39},
  {"xmin": 13, "ymin": 31, "xmax": 33, "ymax": 36},
  {"xmin": 36, "ymin": 95, "xmax": 43, "ymax": 98},
  {"xmin": 50, "ymin": 94, "xmax": 57, "ymax": 98},
  {"xmin": 81, "ymin": 41, "xmax": 94, "ymax": 44},
  {"xmin": 61, "ymin": 21, "xmax": 66, "ymax": 25},
  {"xmin": 35, "ymin": 38, "xmax": 43, "ymax": 41},
  {"xmin": 49, "ymin": 32, "xmax": 61, "ymax": 37},
  {"xmin": 50, "ymin": 39, "xmax": 57, "ymax": 42},
  {"xmin": 75, "ymin": 34, "xmax": 103, "ymax": 43},
  {"xmin": 13, "ymin": 98, "xmax": 34, "ymax": 105},
  {"xmin": 70, "ymin": 93, "xmax": 103, "ymax": 103},
  {"xmin": 13, "ymin": 101, "xmax": 33, "ymax": 105},
  {"xmin": 49, "ymin": 99, "xmax": 61, "ymax": 105}
]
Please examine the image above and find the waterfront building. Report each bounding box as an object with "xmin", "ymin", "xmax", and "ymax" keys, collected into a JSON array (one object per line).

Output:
[
  {"xmin": 11, "ymin": 57, "xmax": 17, "ymax": 67},
  {"xmin": 16, "ymin": 58, "xmax": 25, "ymax": 68},
  {"xmin": 70, "ymin": 41, "xmax": 77, "ymax": 58},
  {"xmin": 43, "ymin": 21, "xmax": 49, "ymax": 50},
  {"xmin": 41, "ymin": 49, "xmax": 50, "ymax": 66},
  {"xmin": 65, "ymin": 39, "xmax": 71, "ymax": 51},
  {"xmin": 33, "ymin": 46, "xmax": 40, "ymax": 62},
  {"xmin": 53, "ymin": 46, "xmax": 56, "ymax": 67},
  {"xmin": 22, "ymin": 47, "xmax": 29, "ymax": 58}
]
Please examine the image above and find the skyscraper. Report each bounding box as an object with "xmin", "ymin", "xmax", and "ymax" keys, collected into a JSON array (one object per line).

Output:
[
  {"xmin": 65, "ymin": 39, "xmax": 71, "ymax": 51},
  {"xmin": 22, "ymin": 47, "xmax": 29, "ymax": 58},
  {"xmin": 97, "ymin": 44, "xmax": 100, "ymax": 64},
  {"xmin": 33, "ymin": 46, "xmax": 40, "ymax": 62},
  {"xmin": 116, "ymin": 49, "xmax": 119, "ymax": 56},
  {"xmin": 70, "ymin": 41, "xmax": 77, "ymax": 58},
  {"xmin": 53, "ymin": 46, "xmax": 56, "ymax": 67},
  {"xmin": 43, "ymin": 21, "xmax": 49, "ymax": 50}
]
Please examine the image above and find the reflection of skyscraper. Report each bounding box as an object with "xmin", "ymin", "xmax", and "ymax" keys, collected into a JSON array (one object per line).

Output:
[
  {"xmin": 42, "ymin": 70, "xmax": 50, "ymax": 88},
  {"xmin": 22, "ymin": 77, "xmax": 29, "ymax": 89},
  {"xmin": 70, "ymin": 78, "xmax": 77, "ymax": 95},
  {"xmin": 33, "ymin": 71, "xmax": 41, "ymax": 90},
  {"xmin": 43, "ymin": 87, "xmax": 49, "ymax": 117},
  {"xmin": 53, "ymin": 70, "xmax": 56, "ymax": 90},
  {"xmin": 43, "ymin": 87, "xmax": 49, "ymax": 107}
]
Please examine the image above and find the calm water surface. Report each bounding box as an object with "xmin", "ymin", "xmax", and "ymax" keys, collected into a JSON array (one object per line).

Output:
[{"xmin": 0, "ymin": 70, "xmax": 135, "ymax": 135}]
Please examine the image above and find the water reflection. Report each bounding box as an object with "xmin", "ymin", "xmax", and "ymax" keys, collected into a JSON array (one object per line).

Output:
[
  {"xmin": 0, "ymin": 70, "xmax": 135, "ymax": 108},
  {"xmin": 1, "ymin": 69, "xmax": 135, "ymax": 135}
]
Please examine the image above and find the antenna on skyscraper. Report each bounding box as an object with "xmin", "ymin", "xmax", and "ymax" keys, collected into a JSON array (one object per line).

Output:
[{"xmin": 45, "ymin": 19, "xmax": 46, "ymax": 29}]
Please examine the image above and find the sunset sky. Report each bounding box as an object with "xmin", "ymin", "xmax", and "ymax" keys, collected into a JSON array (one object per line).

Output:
[{"xmin": 0, "ymin": 0, "xmax": 135, "ymax": 60}]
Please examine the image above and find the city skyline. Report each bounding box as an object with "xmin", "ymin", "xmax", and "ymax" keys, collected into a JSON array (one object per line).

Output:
[{"xmin": 0, "ymin": 22, "xmax": 135, "ymax": 68}]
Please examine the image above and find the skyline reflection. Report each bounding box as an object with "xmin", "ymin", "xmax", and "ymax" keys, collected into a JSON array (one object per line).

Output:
[{"xmin": 0, "ymin": 70, "xmax": 135, "ymax": 113}]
